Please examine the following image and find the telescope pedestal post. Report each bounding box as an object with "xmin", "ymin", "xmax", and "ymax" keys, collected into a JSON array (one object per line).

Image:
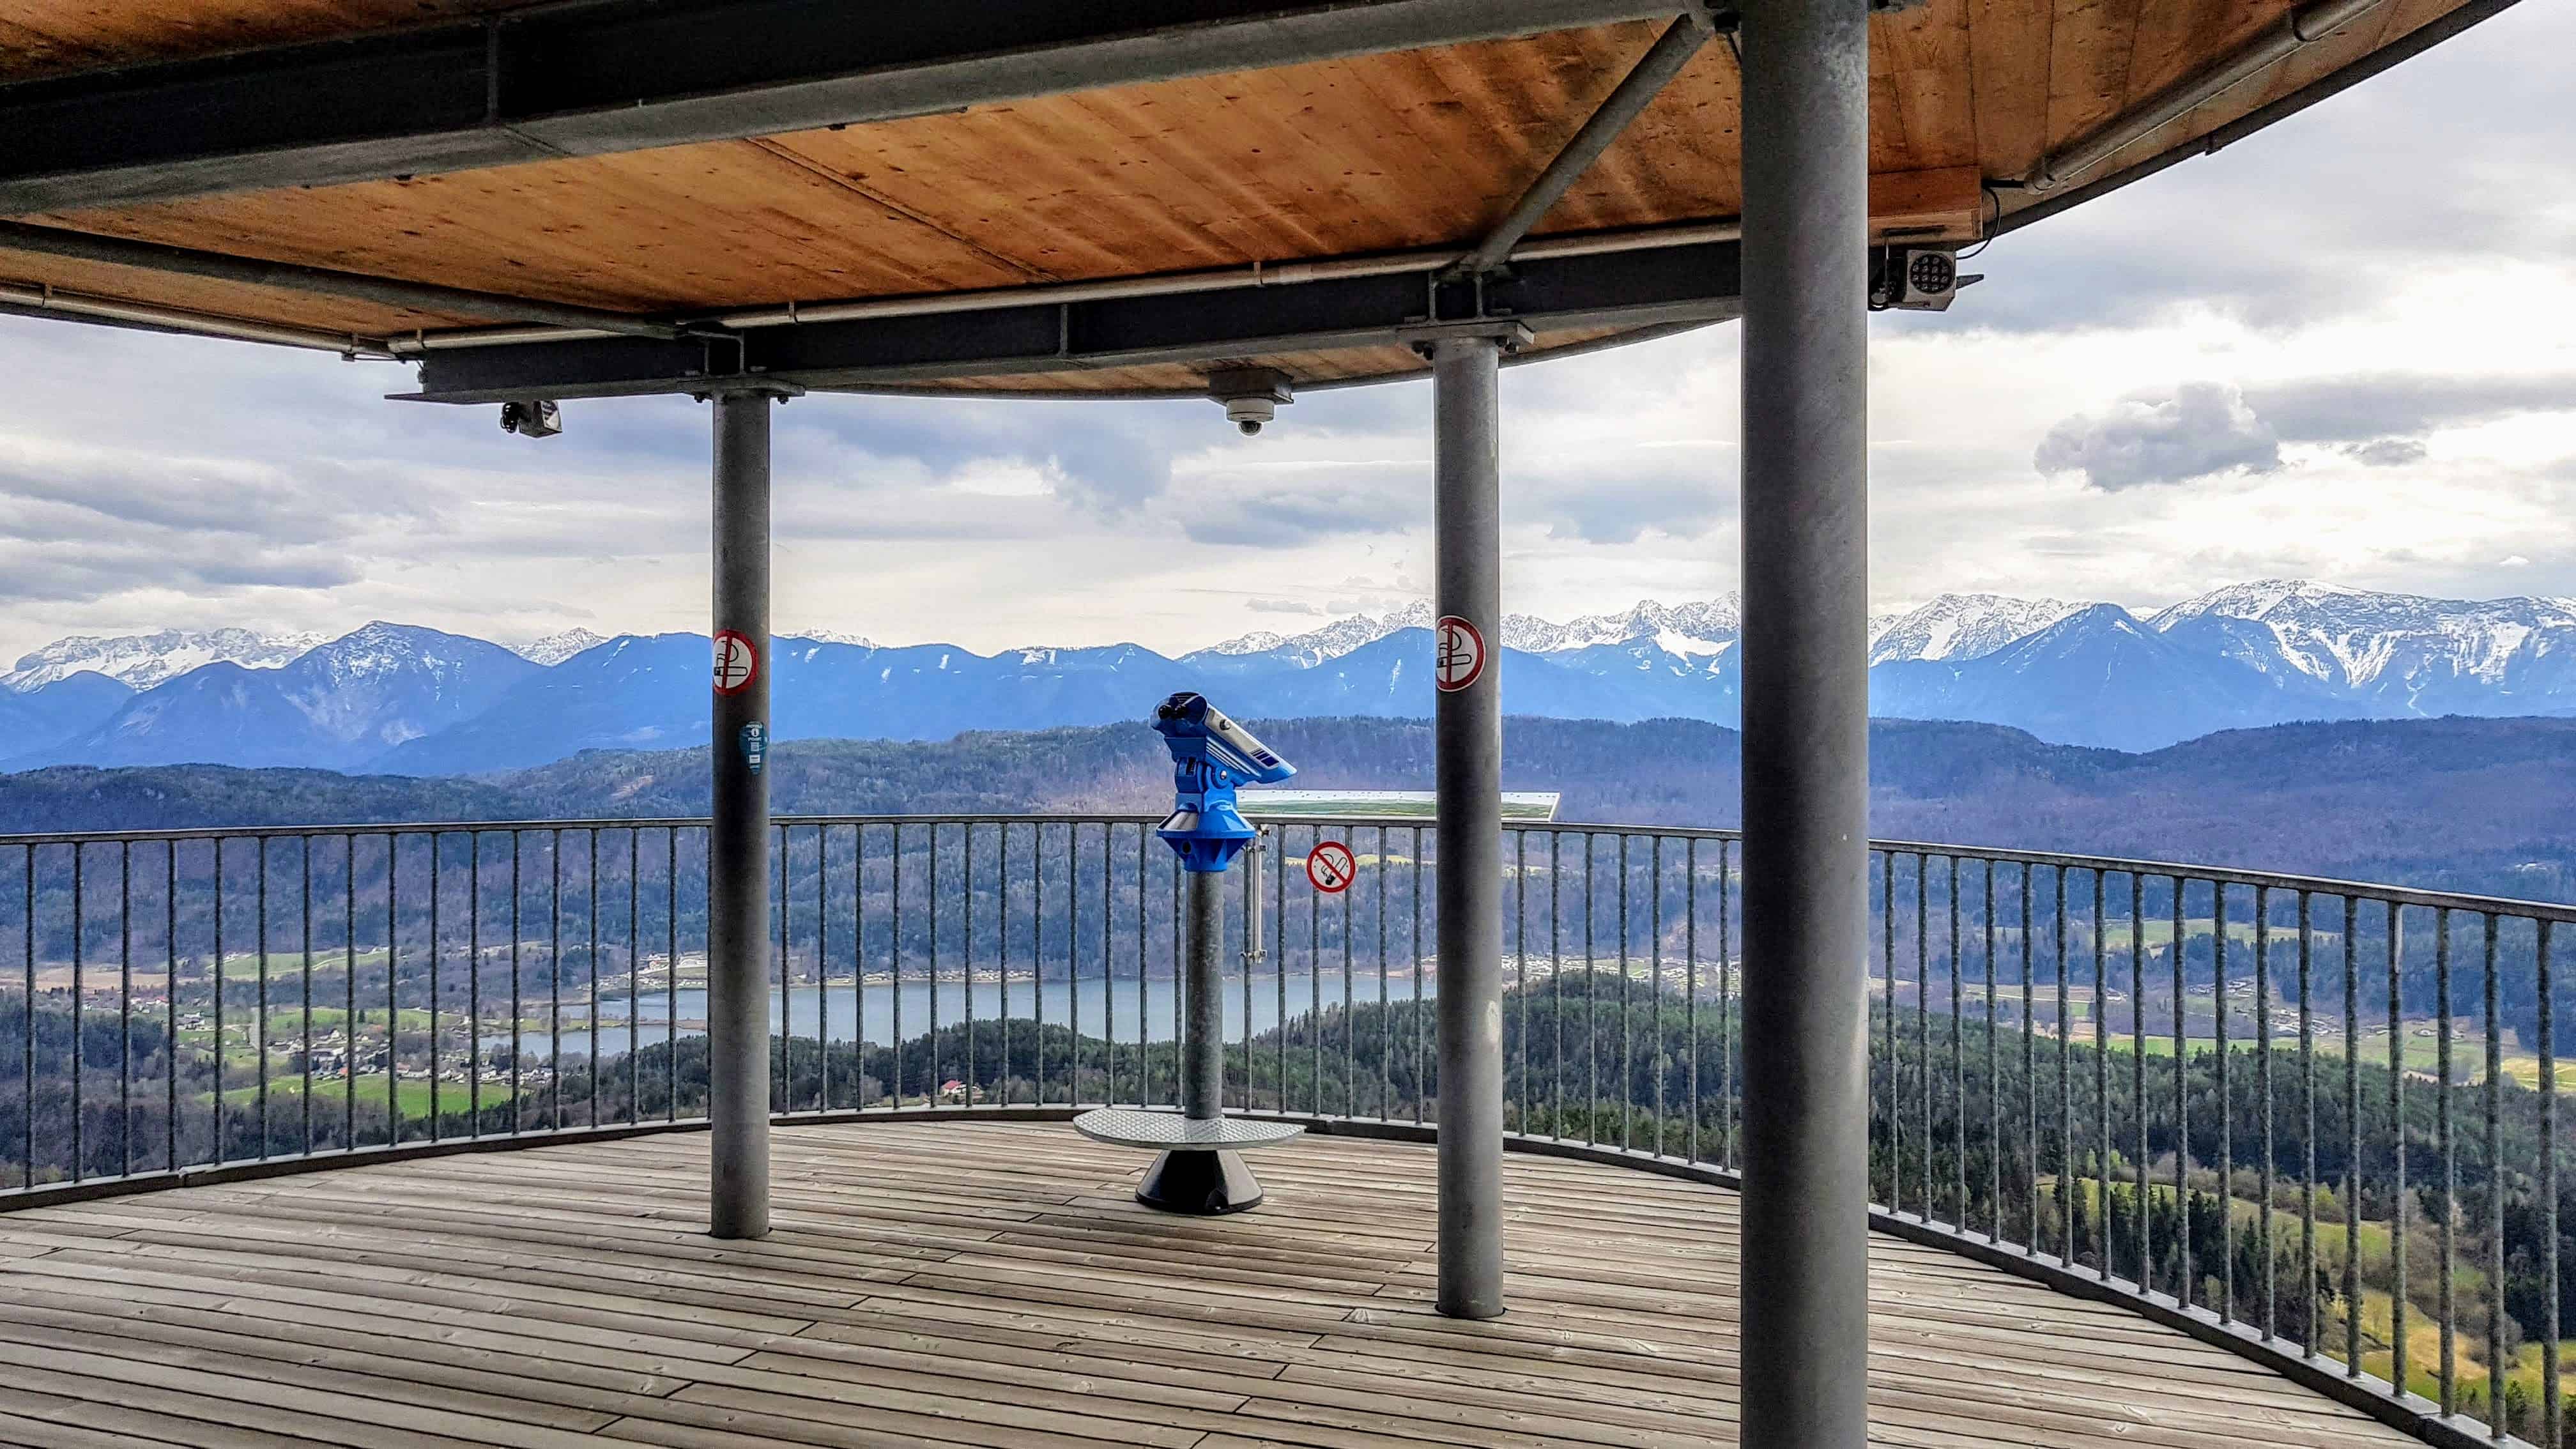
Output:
[{"xmin": 1140, "ymin": 867, "xmax": 1261, "ymax": 1213}]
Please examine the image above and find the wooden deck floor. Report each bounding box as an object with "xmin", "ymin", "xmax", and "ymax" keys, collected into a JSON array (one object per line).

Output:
[{"xmin": 0, "ymin": 1122, "xmax": 2418, "ymax": 1449}]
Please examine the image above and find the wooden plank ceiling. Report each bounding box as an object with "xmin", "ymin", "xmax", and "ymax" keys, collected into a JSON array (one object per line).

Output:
[{"xmin": 0, "ymin": 0, "xmax": 2491, "ymax": 393}]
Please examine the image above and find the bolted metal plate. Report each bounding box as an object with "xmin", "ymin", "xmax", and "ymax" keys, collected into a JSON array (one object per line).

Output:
[{"xmin": 1071, "ymin": 1108, "xmax": 1306, "ymax": 1151}]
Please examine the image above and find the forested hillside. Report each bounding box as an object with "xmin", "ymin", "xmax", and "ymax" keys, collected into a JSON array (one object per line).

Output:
[{"xmin": 4, "ymin": 714, "xmax": 2573, "ymax": 900}]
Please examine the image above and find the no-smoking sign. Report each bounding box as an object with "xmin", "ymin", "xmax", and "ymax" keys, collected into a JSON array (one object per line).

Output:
[
  {"xmin": 1306, "ymin": 841, "xmax": 1356, "ymax": 894},
  {"xmin": 712, "ymin": 630, "xmax": 760, "ymax": 695},
  {"xmin": 1434, "ymin": 615, "xmax": 1485, "ymax": 692}
]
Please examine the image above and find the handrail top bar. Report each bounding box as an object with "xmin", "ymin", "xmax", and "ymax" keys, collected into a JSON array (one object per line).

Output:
[{"xmin": 3, "ymin": 809, "xmax": 2568, "ymax": 924}]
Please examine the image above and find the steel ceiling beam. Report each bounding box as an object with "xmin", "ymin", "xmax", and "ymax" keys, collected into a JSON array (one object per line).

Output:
[
  {"xmin": 1455, "ymin": 15, "xmax": 1715, "ymax": 276},
  {"xmin": 397, "ymin": 236, "xmax": 1745, "ymax": 404},
  {"xmin": 0, "ymin": 0, "xmax": 1683, "ymax": 215},
  {"xmin": 0, "ymin": 222, "xmax": 686, "ymax": 339}
]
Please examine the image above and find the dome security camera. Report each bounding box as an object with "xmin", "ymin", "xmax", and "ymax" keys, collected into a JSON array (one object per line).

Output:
[
  {"xmin": 1207, "ymin": 367, "xmax": 1292, "ymax": 438},
  {"xmin": 1225, "ymin": 394, "xmax": 1276, "ymax": 435}
]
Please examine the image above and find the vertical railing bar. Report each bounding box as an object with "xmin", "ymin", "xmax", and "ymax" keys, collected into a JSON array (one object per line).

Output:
[
  {"xmin": 429, "ymin": 838, "xmax": 442, "ymax": 1142},
  {"xmin": 468, "ymin": 835, "xmax": 482, "ymax": 1134},
  {"xmin": 2172, "ymin": 875, "xmax": 2188, "ymax": 1309},
  {"xmin": 774, "ymin": 824, "xmax": 788, "ymax": 1117},
  {"xmin": 518, "ymin": 830, "xmax": 528, "ymax": 1134},
  {"xmin": 2298, "ymin": 890, "xmax": 2316, "ymax": 1356},
  {"xmin": 2056, "ymin": 865, "xmax": 2071, "ymax": 1266},
  {"xmin": 1651, "ymin": 836, "xmax": 1664, "ymax": 1158},
  {"xmin": 1413, "ymin": 825, "xmax": 1425, "ymax": 1128},
  {"xmin": 2252, "ymin": 884, "xmax": 2282, "ymax": 1340},
  {"xmin": 1171, "ymin": 841, "xmax": 1183, "ymax": 1099},
  {"xmin": 119, "ymin": 841, "xmax": 132, "ymax": 1177},
  {"xmin": 1100, "ymin": 824, "xmax": 1112, "ymax": 1114},
  {"xmin": 997, "ymin": 824, "xmax": 1010, "ymax": 1110},
  {"xmin": 1377, "ymin": 825, "xmax": 1391, "ymax": 1123},
  {"xmin": 922, "ymin": 820, "xmax": 932, "ymax": 1108},
  {"xmin": 2130, "ymin": 873, "xmax": 2147, "ymax": 1289},
  {"xmin": 665, "ymin": 828, "xmax": 678, "ymax": 1123},
  {"xmin": 209, "ymin": 842, "xmax": 223, "ymax": 1172},
  {"xmin": 1918, "ymin": 854, "xmax": 1931, "ymax": 1218},
  {"xmin": 627, "ymin": 829, "xmax": 639, "ymax": 1124},
  {"xmin": 1551, "ymin": 831, "xmax": 1563, "ymax": 1140},
  {"xmin": 1311, "ymin": 826, "xmax": 1324, "ymax": 1120},
  {"xmin": 893, "ymin": 824, "xmax": 905, "ymax": 1108},
  {"xmin": 1140, "ymin": 824, "xmax": 1152, "ymax": 1110},
  {"xmin": 548, "ymin": 831, "xmax": 561, "ymax": 1131},
  {"xmin": 962, "ymin": 823, "xmax": 975, "ymax": 1109},
  {"xmin": 2436, "ymin": 905, "xmax": 2455, "ymax": 1416},
  {"xmin": 814, "ymin": 825, "xmax": 829, "ymax": 1114},
  {"xmin": 165, "ymin": 835, "xmax": 178, "ymax": 1176},
  {"xmin": 300, "ymin": 836, "xmax": 313, "ymax": 1157},
  {"xmin": 2257, "ymin": 882, "xmax": 2274, "ymax": 1338},
  {"xmin": 2539, "ymin": 916, "xmax": 2559, "ymax": 1445},
  {"xmin": 2216, "ymin": 880, "xmax": 2232, "ymax": 1325},
  {"xmin": 1683, "ymin": 837, "xmax": 1694, "ymax": 1164},
  {"xmin": 2092, "ymin": 868, "xmax": 2108, "ymax": 1284},
  {"xmin": 1349, "ymin": 825, "xmax": 1370, "ymax": 1119},
  {"xmin": 2480, "ymin": 912, "xmax": 2501, "ymax": 1438},
  {"xmin": 69, "ymin": 845, "xmax": 84, "ymax": 1177},
  {"xmin": 1882, "ymin": 850, "xmax": 1896, "ymax": 1207},
  {"xmin": 22, "ymin": 844, "xmax": 36, "ymax": 1186},
  {"xmin": 383, "ymin": 835, "xmax": 397, "ymax": 1147},
  {"xmin": 2023, "ymin": 860, "xmax": 2037, "ymax": 1246},
  {"xmin": 1618, "ymin": 832, "xmax": 1631, "ymax": 1153},
  {"xmin": 585, "ymin": 831, "xmax": 599, "ymax": 1129},
  {"xmin": 1718, "ymin": 838, "xmax": 1733, "ymax": 1171},
  {"xmin": 2343, "ymin": 895, "xmax": 2361, "ymax": 1377},
  {"xmin": 2391, "ymin": 901, "xmax": 2409, "ymax": 1398},
  {"xmin": 1275, "ymin": 826, "xmax": 1287, "ymax": 1117},
  {"xmin": 1951, "ymin": 855, "xmax": 1963, "ymax": 1228},
  {"xmin": 1989, "ymin": 860, "xmax": 2002, "ymax": 1241},
  {"xmin": 1584, "ymin": 832, "xmax": 1597, "ymax": 1146},
  {"xmin": 256, "ymin": 839, "xmax": 268, "ymax": 1160},
  {"xmin": 1020, "ymin": 825, "xmax": 1030, "ymax": 1103}
]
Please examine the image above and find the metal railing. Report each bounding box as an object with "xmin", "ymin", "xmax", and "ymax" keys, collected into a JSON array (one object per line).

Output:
[{"xmin": 0, "ymin": 813, "xmax": 2564, "ymax": 1446}]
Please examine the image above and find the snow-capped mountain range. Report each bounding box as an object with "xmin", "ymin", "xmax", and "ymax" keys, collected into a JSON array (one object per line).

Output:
[{"xmin": 6, "ymin": 581, "xmax": 2575, "ymax": 772}]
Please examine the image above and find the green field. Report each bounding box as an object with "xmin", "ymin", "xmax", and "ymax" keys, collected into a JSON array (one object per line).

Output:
[{"xmin": 203, "ymin": 1072, "xmax": 515, "ymax": 1121}]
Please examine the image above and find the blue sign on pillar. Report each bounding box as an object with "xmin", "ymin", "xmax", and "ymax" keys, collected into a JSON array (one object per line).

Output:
[{"xmin": 1150, "ymin": 693, "xmax": 1296, "ymax": 873}]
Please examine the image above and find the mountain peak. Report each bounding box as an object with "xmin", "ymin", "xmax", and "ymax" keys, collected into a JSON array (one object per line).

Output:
[{"xmin": 2, "ymin": 627, "xmax": 326, "ymax": 694}]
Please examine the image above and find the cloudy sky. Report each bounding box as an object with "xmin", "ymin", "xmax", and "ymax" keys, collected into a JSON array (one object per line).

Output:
[{"xmin": 1, "ymin": 4, "xmax": 2571, "ymax": 664}]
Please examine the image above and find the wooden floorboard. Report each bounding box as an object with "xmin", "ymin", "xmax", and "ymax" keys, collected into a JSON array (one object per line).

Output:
[{"xmin": 0, "ymin": 1123, "xmax": 2422, "ymax": 1448}]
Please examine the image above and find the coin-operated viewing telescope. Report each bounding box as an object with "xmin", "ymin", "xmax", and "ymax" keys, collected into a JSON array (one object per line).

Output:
[
  {"xmin": 1151, "ymin": 692, "xmax": 1296, "ymax": 873},
  {"xmin": 1073, "ymin": 693, "xmax": 1307, "ymax": 1213}
]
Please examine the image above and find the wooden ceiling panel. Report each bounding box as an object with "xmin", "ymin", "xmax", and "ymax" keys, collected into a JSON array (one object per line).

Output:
[
  {"xmin": 1528, "ymin": 34, "xmax": 1742, "ymax": 237},
  {"xmin": 0, "ymin": 0, "xmax": 2510, "ymax": 393},
  {"xmin": 38, "ymin": 135, "xmax": 1047, "ymax": 314},
  {"xmin": 756, "ymin": 24, "xmax": 1673, "ymax": 284},
  {"xmin": 0, "ymin": 0, "xmax": 516, "ymax": 82}
]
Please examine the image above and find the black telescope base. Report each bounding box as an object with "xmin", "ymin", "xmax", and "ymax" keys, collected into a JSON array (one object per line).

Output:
[{"xmin": 1137, "ymin": 1147, "xmax": 1264, "ymax": 1215}]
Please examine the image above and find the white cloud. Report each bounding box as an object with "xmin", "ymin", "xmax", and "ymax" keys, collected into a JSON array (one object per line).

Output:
[{"xmin": 0, "ymin": 3, "xmax": 2570, "ymax": 657}]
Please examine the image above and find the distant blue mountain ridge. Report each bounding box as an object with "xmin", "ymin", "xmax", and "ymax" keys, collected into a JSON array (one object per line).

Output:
[{"xmin": 5, "ymin": 579, "xmax": 2575, "ymax": 774}]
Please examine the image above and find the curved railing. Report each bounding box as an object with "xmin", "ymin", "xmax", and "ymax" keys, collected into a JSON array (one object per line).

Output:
[{"xmin": 0, "ymin": 813, "xmax": 2563, "ymax": 1448}]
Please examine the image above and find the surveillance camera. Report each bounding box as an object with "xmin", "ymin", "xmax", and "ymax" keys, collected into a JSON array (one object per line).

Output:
[
  {"xmin": 499, "ymin": 399, "xmax": 563, "ymax": 438},
  {"xmin": 1226, "ymin": 395, "xmax": 1275, "ymax": 435},
  {"xmin": 1208, "ymin": 367, "xmax": 1292, "ymax": 438}
]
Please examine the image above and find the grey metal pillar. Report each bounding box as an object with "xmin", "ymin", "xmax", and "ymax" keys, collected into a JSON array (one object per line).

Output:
[
  {"xmin": 1736, "ymin": 2, "xmax": 1873, "ymax": 1446},
  {"xmin": 1136, "ymin": 864, "xmax": 1264, "ymax": 1211},
  {"xmin": 707, "ymin": 387, "xmax": 776, "ymax": 1241},
  {"xmin": 1432, "ymin": 333, "xmax": 1507, "ymax": 1321},
  {"xmin": 1181, "ymin": 869, "xmax": 1225, "ymax": 1122}
]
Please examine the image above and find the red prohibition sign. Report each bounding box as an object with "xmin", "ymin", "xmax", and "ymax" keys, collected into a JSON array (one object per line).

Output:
[
  {"xmin": 712, "ymin": 630, "xmax": 760, "ymax": 695},
  {"xmin": 1306, "ymin": 841, "xmax": 1356, "ymax": 894},
  {"xmin": 1434, "ymin": 615, "xmax": 1485, "ymax": 693}
]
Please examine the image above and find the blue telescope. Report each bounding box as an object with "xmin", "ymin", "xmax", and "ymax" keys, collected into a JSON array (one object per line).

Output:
[{"xmin": 1151, "ymin": 692, "xmax": 1295, "ymax": 873}]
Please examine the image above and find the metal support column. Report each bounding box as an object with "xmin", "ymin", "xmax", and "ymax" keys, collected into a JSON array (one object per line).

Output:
[
  {"xmin": 1432, "ymin": 332, "xmax": 1508, "ymax": 1321},
  {"xmin": 707, "ymin": 386, "xmax": 781, "ymax": 1241},
  {"xmin": 1134, "ymin": 867, "xmax": 1266, "ymax": 1212},
  {"xmin": 1736, "ymin": 2, "xmax": 1873, "ymax": 1445}
]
